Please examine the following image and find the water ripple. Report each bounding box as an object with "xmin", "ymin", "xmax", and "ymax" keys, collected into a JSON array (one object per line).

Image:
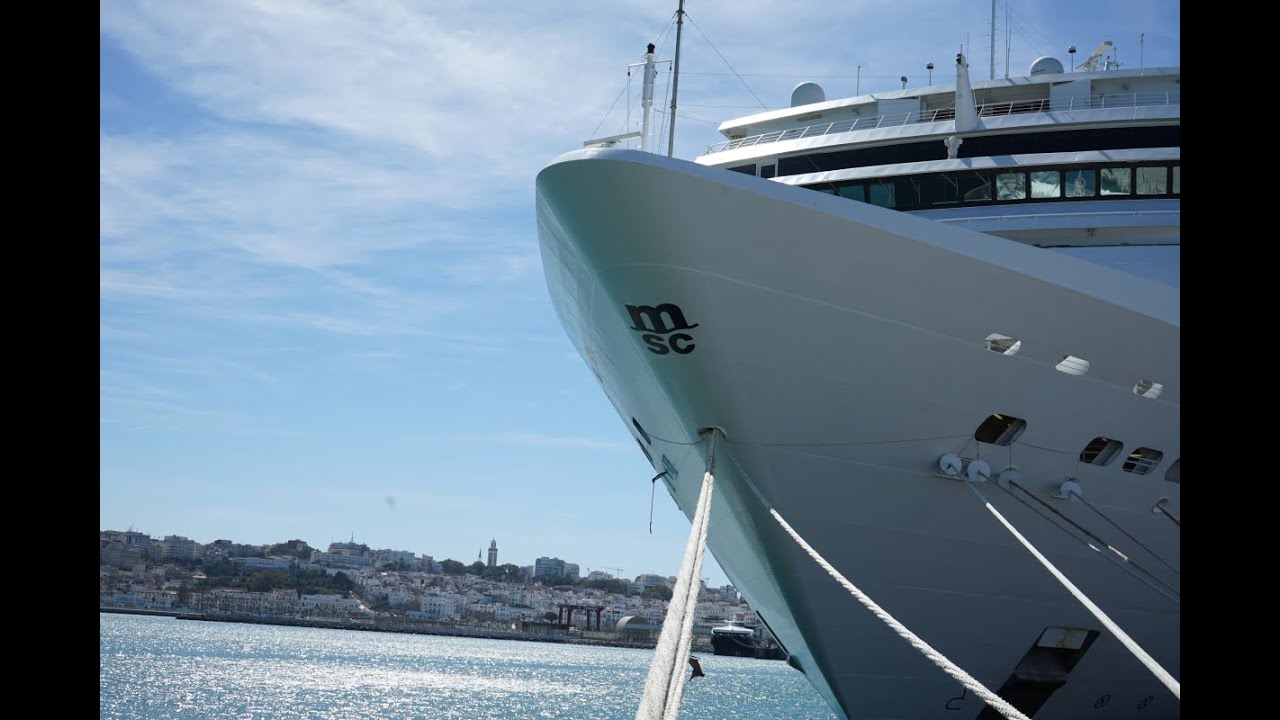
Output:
[{"xmin": 101, "ymin": 614, "xmax": 837, "ymax": 719}]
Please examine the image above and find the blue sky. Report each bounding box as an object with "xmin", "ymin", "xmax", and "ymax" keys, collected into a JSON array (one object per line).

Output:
[{"xmin": 100, "ymin": 0, "xmax": 1180, "ymax": 588}]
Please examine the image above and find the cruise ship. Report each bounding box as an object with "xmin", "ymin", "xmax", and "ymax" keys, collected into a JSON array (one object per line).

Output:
[{"xmin": 534, "ymin": 24, "xmax": 1179, "ymax": 720}]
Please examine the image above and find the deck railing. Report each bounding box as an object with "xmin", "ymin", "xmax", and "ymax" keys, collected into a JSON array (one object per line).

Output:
[{"xmin": 704, "ymin": 91, "xmax": 1181, "ymax": 155}]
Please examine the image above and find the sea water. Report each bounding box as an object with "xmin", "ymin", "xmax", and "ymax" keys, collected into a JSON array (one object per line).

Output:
[{"xmin": 101, "ymin": 613, "xmax": 839, "ymax": 719}]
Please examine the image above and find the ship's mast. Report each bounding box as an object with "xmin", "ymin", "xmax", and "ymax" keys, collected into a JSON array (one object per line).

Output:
[
  {"xmin": 667, "ymin": 0, "xmax": 685, "ymax": 158},
  {"xmin": 989, "ymin": 0, "xmax": 996, "ymax": 80},
  {"xmin": 641, "ymin": 44, "xmax": 658, "ymax": 152}
]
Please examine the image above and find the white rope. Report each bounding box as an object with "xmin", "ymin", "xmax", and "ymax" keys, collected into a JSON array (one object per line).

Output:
[
  {"xmin": 635, "ymin": 469, "xmax": 715, "ymax": 720},
  {"xmin": 963, "ymin": 480, "xmax": 1181, "ymax": 699},
  {"xmin": 769, "ymin": 508, "xmax": 1032, "ymax": 720}
]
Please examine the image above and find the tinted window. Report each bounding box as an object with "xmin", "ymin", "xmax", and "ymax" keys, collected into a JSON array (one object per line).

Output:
[
  {"xmin": 1065, "ymin": 169, "xmax": 1096, "ymax": 197},
  {"xmin": 1030, "ymin": 170, "xmax": 1061, "ymax": 198},
  {"xmin": 1136, "ymin": 166, "xmax": 1167, "ymax": 195},
  {"xmin": 961, "ymin": 172, "xmax": 991, "ymax": 202},
  {"xmin": 1101, "ymin": 167, "xmax": 1132, "ymax": 195},
  {"xmin": 868, "ymin": 180, "xmax": 895, "ymax": 208},
  {"xmin": 925, "ymin": 175, "xmax": 960, "ymax": 206},
  {"xmin": 837, "ymin": 183, "xmax": 866, "ymax": 202},
  {"xmin": 996, "ymin": 172, "xmax": 1026, "ymax": 201}
]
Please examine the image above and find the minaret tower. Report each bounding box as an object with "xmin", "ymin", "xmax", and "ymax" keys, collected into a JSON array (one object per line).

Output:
[{"xmin": 487, "ymin": 538, "xmax": 498, "ymax": 568}]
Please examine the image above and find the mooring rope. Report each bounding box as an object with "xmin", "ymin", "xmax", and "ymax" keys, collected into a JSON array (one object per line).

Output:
[
  {"xmin": 720, "ymin": 452, "xmax": 1030, "ymax": 719},
  {"xmin": 962, "ymin": 479, "xmax": 1181, "ymax": 699},
  {"xmin": 768, "ymin": 507, "xmax": 1032, "ymax": 720},
  {"xmin": 636, "ymin": 430, "xmax": 719, "ymax": 720}
]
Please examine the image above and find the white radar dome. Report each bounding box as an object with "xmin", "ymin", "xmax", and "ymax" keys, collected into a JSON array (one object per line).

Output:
[
  {"xmin": 790, "ymin": 82, "xmax": 826, "ymax": 107},
  {"xmin": 1028, "ymin": 57, "xmax": 1065, "ymax": 76}
]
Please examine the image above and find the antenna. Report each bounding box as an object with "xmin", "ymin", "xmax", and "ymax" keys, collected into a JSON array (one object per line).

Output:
[
  {"xmin": 989, "ymin": 0, "xmax": 996, "ymax": 80},
  {"xmin": 1004, "ymin": 3, "xmax": 1011, "ymax": 79},
  {"xmin": 667, "ymin": 0, "xmax": 686, "ymax": 158}
]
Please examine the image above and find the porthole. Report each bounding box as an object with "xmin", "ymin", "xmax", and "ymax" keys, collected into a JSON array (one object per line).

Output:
[
  {"xmin": 1122, "ymin": 447, "xmax": 1164, "ymax": 475},
  {"xmin": 1133, "ymin": 380, "xmax": 1163, "ymax": 399},
  {"xmin": 1080, "ymin": 437, "xmax": 1123, "ymax": 466},
  {"xmin": 1055, "ymin": 355, "xmax": 1090, "ymax": 376},
  {"xmin": 637, "ymin": 439, "xmax": 654, "ymax": 465},
  {"xmin": 974, "ymin": 414, "xmax": 1027, "ymax": 446},
  {"xmin": 632, "ymin": 417, "xmax": 652, "ymax": 445},
  {"xmin": 984, "ymin": 333, "xmax": 1022, "ymax": 356}
]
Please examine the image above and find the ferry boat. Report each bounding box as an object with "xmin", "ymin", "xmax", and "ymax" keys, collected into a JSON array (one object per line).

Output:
[{"xmin": 534, "ymin": 14, "xmax": 1179, "ymax": 720}]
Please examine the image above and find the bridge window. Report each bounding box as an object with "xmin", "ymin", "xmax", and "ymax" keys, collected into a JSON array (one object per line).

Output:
[
  {"xmin": 1065, "ymin": 169, "xmax": 1096, "ymax": 197},
  {"xmin": 961, "ymin": 171, "xmax": 991, "ymax": 202},
  {"xmin": 925, "ymin": 174, "xmax": 960, "ymax": 206},
  {"xmin": 761, "ymin": 164, "xmax": 777, "ymax": 179},
  {"xmin": 869, "ymin": 179, "xmax": 896, "ymax": 208},
  {"xmin": 894, "ymin": 177, "xmax": 924, "ymax": 210},
  {"xmin": 996, "ymin": 172, "xmax": 1026, "ymax": 201},
  {"xmin": 1100, "ymin": 167, "xmax": 1132, "ymax": 195},
  {"xmin": 1031, "ymin": 170, "xmax": 1061, "ymax": 198},
  {"xmin": 1136, "ymin": 167, "xmax": 1168, "ymax": 195},
  {"xmin": 798, "ymin": 161, "xmax": 1179, "ymax": 209},
  {"xmin": 837, "ymin": 183, "xmax": 866, "ymax": 202}
]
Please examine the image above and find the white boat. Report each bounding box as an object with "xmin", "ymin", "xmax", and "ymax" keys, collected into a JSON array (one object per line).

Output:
[{"xmin": 535, "ymin": 13, "xmax": 1178, "ymax": 720}]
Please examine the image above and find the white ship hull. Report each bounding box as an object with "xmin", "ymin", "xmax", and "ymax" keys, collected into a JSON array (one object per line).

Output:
[{"xmin": 536, "ymin": 148, "xmax": 1179, "ymax": 720}]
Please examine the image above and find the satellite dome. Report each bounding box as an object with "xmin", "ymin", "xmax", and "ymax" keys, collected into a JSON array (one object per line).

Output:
[
  {"xmin": 790, "ymin": 82, "xmax": 826, "ymax": 107},
  {"xmin": 1028, "ymin": 56, "xmax": 1065, "ymax": 76}
]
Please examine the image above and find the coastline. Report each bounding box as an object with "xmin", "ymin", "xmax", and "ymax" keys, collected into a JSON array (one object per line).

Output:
[{"xmin": 100, "ymin": 607, "xmax": 660, "ymax": 651}]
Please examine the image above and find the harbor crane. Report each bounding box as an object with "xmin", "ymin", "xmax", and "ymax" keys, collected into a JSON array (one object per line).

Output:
[{"xmin": 589, "ymin": 565, "xmax": 626, "ymax": 579}]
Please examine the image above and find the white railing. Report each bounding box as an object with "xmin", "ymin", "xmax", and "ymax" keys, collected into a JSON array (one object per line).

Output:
[{"xmin": 704, "ymin": 91, "xmax": 1181, "ymax": 155}]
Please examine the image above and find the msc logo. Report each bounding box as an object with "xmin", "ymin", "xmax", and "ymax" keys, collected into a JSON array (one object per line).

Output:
[{"xmin": 625, "ymin": 303, "xmax": 699, "ymax": 355}]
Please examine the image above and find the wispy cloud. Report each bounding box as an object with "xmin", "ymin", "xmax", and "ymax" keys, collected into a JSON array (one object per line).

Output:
[{"xmin": 100, "ymin": 0, "xmax": 1177, "ymax": 585}]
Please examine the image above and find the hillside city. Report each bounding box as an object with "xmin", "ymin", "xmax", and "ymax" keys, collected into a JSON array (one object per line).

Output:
[{"xmin": 99, "ymin": 530, "xmax": 776, "ymax": 650}]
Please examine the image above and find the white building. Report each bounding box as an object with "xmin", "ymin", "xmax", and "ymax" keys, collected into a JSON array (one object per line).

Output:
[
  {"xmin": 160, "ymin": 535, "xmax": 199, "ymax": 562},
  {"xmin": 312, "ymin": 552, "xmax": 373, "ymax": 569},
  {"xmin": 415, "ymin": 593, "xmax": 464, "ymax": 621},
  {"xmin": 534, "ymin": 557, "xmax": 566, "ymax": 578},
  {"xmin": 373, "ymin": 549, "xmax": 417, "ymax": 567},
  {"xmin": 299, "ymin": 594, "xmax": 369, "ymax": 615},
  {"xmin": 235, "ymin": 556, "xmax": 293, "ymax": 571}
]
